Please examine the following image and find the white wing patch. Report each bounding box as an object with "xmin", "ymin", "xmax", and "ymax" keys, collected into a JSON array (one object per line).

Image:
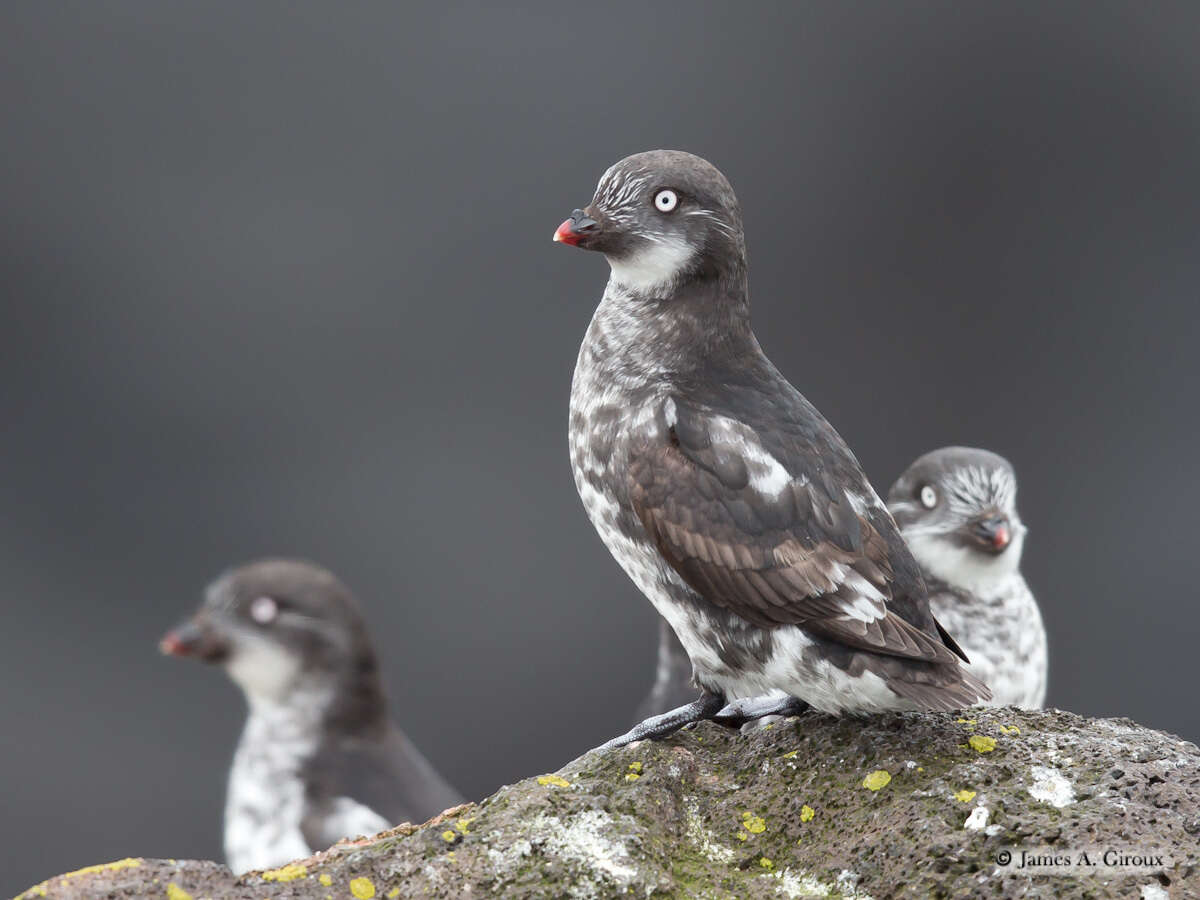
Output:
[
  {"xmin": 838, "ymin": 572, "xmax": 887, "ymax": 623},
  {"xmin": 704, "ymin": 414, "xmax": 798, "ymax": 497},
  {"xmin": 701, "ymin": 413, "xmax": 889, "ymax": 626},
  {"xmin": 846, "ymin": 487, "xmax": 888, "ymax": 516}
]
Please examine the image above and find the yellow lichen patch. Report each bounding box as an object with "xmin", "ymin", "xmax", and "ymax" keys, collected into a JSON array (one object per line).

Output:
[
  {"xmin": 318, "ymin": 873, "xmax": 333, "ymax": 886},
  {"xmin": 441, "ymin": 829, "xmax": 457, "ymax": 842},
  {"xmin": 1000, "ymin": 724, "xmax": 1021, "ymax": 735},
  {"xmin": 536, "ymin": 774, "xmax": 570, "ymax": 788},
  {"xmin": 59, "ymin": 858, "xmax": 143, "ymax": 881},
  {"xmin": 625, "ymin": 772, "xmax": 641, "ymax": 782},
  {"xmin": 782, "ymin": 750, "xmax": 798, "ymax": 759},
  {"xmin": 628, "ymin": 761, "xmax": 643, "ymax": 774},
  {"xmin": 165, "ymin": 884, "xmax": 193, "ymax": 900},
  {"xmin": 736, "ymin": 831, "xmax": 749, "ymax": 841},
  {"xmin": 955, "ymin": 717, "xmax": 977, "ymax": 726},
  {"xmin": 968, "ymin": 735, "xmax": 997, "ymax": 753},
  {"xmin": 349, "ymin": 876, "xmax": 376, "ymax": 899},
  {"xmin": 954, "ymin": 789, "xmax": 977, "ymax": 803},
  {"xmin": 741, "ymin": 812, "xmax": 766, "ymax": 834},
  {"xmin": 862, "ymin": 769, "xmax": 892, "ymax": 791},
  {"xmin": 454, "ymin": 817, "xmax": 474, "ymax": 835},
  {"xmin": 917, "ymin": 766, "xmax": 925, "ymax": 772},
  {"xmin": 386, "ymin": 889, "xmax": 401, "ymax": 899},
  {"xmin": 759, "ymin": 857, "xmax": 775, "ymax": 870},
  {"xmin": 262, "ymin": 863, "xmax": 307, "ymax": 882},
  {"xmin": 800, "ymin": 804, "xmax": 815, "ymax": 822}
]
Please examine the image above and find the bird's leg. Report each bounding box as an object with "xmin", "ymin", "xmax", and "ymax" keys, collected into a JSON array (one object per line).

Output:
[
  {"xmin": 711, "ymin": 694, "xmax": 809, "ymax": 728},
  {"xmin": 598, "ymin": 691, "xmax": 726, "ymax": 750}
]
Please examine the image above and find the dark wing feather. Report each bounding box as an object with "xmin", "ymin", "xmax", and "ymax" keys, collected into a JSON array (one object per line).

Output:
[
  {"xmin": 301, "ymin": 722, "xmax": 464, "ymax": 849},
  {"xmin": 934, "ymin": 617, "xmax": 971, "ymax": 664},
  {"xmin": 631, "ymin": 400, "xmax": 958, "ymax": 665}
]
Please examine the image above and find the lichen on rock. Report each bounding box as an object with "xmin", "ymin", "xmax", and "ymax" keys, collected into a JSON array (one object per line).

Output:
[{"xmin": 14, "ymin": 708, "xmax": 1200, "ymax": 899}]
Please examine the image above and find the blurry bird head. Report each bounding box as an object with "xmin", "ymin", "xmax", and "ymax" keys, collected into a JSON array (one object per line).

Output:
[
  {"xmin": 553, "ymin": 150, "xmax": 746, "ymax": 295},
  {"xmin": 160, "ymin": 559, "xmax": 380, "ymax": 707},
  {"xmin": 888, "ymin": 447, "xmax": 1026, "ymax": 590}
]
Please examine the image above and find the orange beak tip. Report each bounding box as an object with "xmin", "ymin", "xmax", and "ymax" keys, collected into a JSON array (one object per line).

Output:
[{"xmin": 159, "ymin": 632, "xmax": 184, "ymax": 656}]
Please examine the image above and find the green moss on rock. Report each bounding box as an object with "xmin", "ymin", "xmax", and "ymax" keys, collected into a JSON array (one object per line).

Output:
[{"xmin": 15, "ymin": 710, "xmax": 1200, "ymax": 900}]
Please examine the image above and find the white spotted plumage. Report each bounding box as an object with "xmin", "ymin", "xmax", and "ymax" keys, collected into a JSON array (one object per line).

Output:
[
  {"xmin": 223, "ymin": 679, "xmax": 394, "ymax": 874},
  {"xmin": 926, "ymin": 571, "xmax": 1046, "ymax": 709},
  {"xmin": 564, "ymin": 150, "xmax": 988, "ymax": 724},
  {"xmin": 571, "ymin": 286, "xmax": 933, "ymax": 714},
  {"xmin": 224, "ymin": 684, "xmax": 328, "ymax": 874}
]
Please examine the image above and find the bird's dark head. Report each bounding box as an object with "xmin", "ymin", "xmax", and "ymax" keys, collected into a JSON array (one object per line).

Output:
[
  {"xmin": 160, "ymin": 559, "xmax": 382, "ymax": 709},
  {"xmin": 554, "ymin": 150, "xmax": 745, "ymax": 295},
  {"xmin": 887, "ymin": 447, "xmax": 1026, "ymax": 590}
]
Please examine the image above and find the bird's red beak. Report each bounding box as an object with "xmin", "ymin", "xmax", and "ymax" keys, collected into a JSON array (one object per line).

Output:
[
  {"xmin": 971, "ymin": 514, "xmax": 1013, "ymax": 553},
  {"xmin": 553, "ymin": 208, "xmax": 599, "ymax": 247},
  {"xmin": 159, "ymin": 618, "xmax": 229, "ymax": 662},
  {"xmin": 159, "ymin": 630, "xmax": 191, "ymax": 656},
  {"xmin": 990, "ymin": 524, "xmax": 1011, "ymax": 550},
  {"xmin": 553, "ymin": 218, "xmax": 582, "ymax": 245}
]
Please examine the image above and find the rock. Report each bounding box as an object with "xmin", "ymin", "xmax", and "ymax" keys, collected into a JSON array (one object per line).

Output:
[{"xmin": 16, "ymin": 708, "xmax": 1199, "ymax": 899}]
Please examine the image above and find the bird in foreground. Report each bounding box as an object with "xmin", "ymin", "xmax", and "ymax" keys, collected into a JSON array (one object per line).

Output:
[
  {"xmin": 160, "ymin": 559, "xmax": 463, "ymax": 874},
  {"xmin": 887, "ymin": 447, "xmax": 1046, "ymax": 708},
  {"xmin": 557, "ymin": 150, "xmax": 990, "ymax": 747}
]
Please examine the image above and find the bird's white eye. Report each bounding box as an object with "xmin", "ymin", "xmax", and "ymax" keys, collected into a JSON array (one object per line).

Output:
[
  {"xmin": 249, "ymin": 595, "xmax": 278, "ymax": 625},
  {"xmin": 919, "ymin": 485, "xmax": 938, "ymax": 509},
  {"xmin": 653, "ymin": 189, "xmax": 679, "ymax": 213}
]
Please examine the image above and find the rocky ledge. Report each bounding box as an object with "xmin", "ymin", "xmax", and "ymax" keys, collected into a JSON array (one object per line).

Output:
[{"xmin": 16, "ymin": 708, "xmax": 1199, "ymax": 899}]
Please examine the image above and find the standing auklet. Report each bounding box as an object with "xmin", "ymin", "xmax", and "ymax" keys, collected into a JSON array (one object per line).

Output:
[
  {"xmin": 556, "ymin": 150, "xmax": 990, "ymax": 746},
  {"xmin": 161, "ymin": 559, "xmax": 463, "ymax": 873},
  {"xmin": 887, "ymin": 447, "xmax": 1047, "ymax": 708}
]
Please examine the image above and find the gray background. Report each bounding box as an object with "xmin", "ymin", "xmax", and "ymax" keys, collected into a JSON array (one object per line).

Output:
[{"xmin": 2, "ymin": 1, "xmax": 1197, "ymax": 890}]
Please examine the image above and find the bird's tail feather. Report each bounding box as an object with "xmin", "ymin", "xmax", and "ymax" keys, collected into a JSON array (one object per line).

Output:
[{"xmin": 888, "ymin": 665, "xmax": 991, "ymax": 710}]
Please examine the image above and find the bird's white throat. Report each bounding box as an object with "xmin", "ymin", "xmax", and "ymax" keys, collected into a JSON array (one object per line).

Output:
[
  {"xmin": 905, "ymin": 531, "xmax": 1025, "ymax": 596},
  {"xmin": 224, "ymin": 636, "xmax": 304, "ymax": 709},
  {"xmin": 607, "ymin": 235, "xmax": 694, "ymax": 293}
]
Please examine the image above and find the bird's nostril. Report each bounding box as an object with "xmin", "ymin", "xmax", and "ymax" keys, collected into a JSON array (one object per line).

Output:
[{"xmin": 570, "ymin": 209, "xmax": 598, "ymax": 231}]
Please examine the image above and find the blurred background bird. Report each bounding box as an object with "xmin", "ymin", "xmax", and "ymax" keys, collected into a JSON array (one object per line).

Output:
[
  {"xmin": 160, "ymin": 559, "xmax": 462, "ymax": 874},
  {"xmin": 887, "ymin": 447, "xmax": 1046, "ymax": 708}
]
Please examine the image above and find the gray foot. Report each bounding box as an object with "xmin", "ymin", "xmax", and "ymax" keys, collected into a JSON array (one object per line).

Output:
[
  {"xmin": 598, "ymin": 691, "xmax": 726, "ymax": 750},
  {"xmin": 711, "ymin": 694, "xmax": 808, "ymax": 728}
]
